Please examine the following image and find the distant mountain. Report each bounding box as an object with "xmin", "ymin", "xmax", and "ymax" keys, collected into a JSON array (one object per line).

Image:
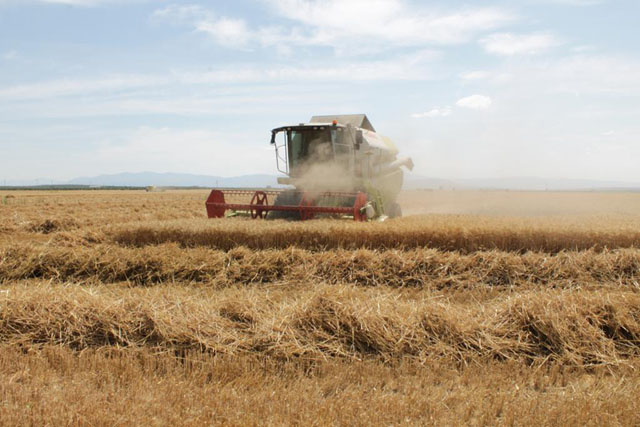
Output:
[{"xmin": 67, "ymin": 172, "xmax": 283, "ymax": 188}]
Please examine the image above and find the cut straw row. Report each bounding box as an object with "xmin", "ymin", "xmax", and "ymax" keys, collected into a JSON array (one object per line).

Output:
[
  {"xmin": 0, "ymin": 283, "xmax": 638, "ymax": 365},
  {"xmin": 2, "ymin": 244, "xmax": 640, "ymax": 288}
]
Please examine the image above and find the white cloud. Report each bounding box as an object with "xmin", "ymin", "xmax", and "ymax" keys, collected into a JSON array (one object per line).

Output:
[
  {"xmin": 0, "ymin": 51, "xmax": 437, "ymax": 101},
  {"xmin": 2, "ymin": 50, "xmax": 17, "ymax": 60},
  {"xmin": 456, "ymin": 95, "xmax": 492, "ymax": 110},
  {"xmin": 460, "ymin": 70, "xmax": 490, "ymax": 81},
  {"xmin": 151, "ymin": 4, "xmax": 209, "ymax": 22},
  {"xmin": 196, "ymin": 18, "xmax": 251, "ymax": 48},
  {"xmin": 480, "ymin": 32, "xmax": 558, "ymax": 55},
  {"xmin": 267, "ymin": 0, "xmax": 513, "ymax": 46},
  {"xmin": 154, "ymin": 1, "xmax": 513, "ymax": 51},
  {"xmin": 0, "ymin": 75, "xmax": 169, "ymax": 100},
  {"xmin": 153, "ymin": 4, "xmax": 253, "ymax": 48},
  {"xmin": 411, "ymin": 107, "xmax": 452, "ymax": 118},
  {"xmin": 572, "ymin": 45, "xmax": 597, "ymax": 53}
]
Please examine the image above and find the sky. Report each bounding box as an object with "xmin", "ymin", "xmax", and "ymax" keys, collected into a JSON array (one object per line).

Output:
[{"xmin": 0, "ymin": 0, "xmax": 639, "ymax": 183}]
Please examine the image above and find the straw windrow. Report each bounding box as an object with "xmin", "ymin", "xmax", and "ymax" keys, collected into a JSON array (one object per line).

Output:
[{"xmin": 0, "ymin": 283, "xmax": 638, "ymax": 365}]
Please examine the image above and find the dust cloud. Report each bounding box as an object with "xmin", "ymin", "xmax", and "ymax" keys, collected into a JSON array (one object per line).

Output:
[
  {"xmin": 292, "ymin": 137, "xmax": 356, "ymax": 192},
  {"xmin": 397, "ymin": 190, "xmax": 640, "ymax": 218}
]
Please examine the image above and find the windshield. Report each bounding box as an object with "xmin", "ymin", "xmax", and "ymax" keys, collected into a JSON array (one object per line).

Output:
[
  {"xmin": 283, "ymin": 127, "xmax": 350, "ymax": 176},
  {"xmin": 287, "ymin": 129, "xmax": 330, "ymax": 172}
]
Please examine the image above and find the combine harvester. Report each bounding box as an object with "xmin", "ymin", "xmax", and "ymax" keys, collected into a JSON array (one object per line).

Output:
[{"xmin": 206, "ymin": 114, "xmax": 413, "ymax": 221}]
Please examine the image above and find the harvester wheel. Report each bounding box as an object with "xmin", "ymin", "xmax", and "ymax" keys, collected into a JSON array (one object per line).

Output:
[
  {"xmin": 250, "ymin": 191, "xmax": 269, "ymax": 219},
  {"xmin": 387, "ymin": 202, "xmax": 402, "ymax": 219}
]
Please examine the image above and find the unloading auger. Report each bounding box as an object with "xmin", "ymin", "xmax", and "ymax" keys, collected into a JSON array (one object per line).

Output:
[{"xmin": 206, "ymin": 114, "xmax": 413, "ymax": 221}]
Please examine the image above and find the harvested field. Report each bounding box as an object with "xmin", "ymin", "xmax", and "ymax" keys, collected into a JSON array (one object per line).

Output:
[
  {"xmin": 1, "ymin": 189, "xmax": 640, "ymax": 425},
  {"xmin": 2, "ymin": 345, "xmax": 638, "ymax": 426}
]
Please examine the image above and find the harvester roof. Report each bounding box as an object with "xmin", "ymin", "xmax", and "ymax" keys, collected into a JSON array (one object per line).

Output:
[{"xmin": 310, "ymin": 114, "xmax": 375, "ymax": 132}]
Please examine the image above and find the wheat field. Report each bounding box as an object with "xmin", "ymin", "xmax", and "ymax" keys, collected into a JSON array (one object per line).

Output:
[{"xmin": 1, "ymin": 189, "xmax": 640, "ymax": 425}]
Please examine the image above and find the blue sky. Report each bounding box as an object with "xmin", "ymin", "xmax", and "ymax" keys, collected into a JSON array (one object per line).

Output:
[{"xmin": 0, "ymin": 0, "xmax": 639, "ymax": 183}]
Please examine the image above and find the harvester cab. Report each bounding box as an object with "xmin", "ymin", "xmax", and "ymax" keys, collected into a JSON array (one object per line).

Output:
[{"xmin": 206, "ymin": 114, "xmax": 413, "ymax": 221}]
